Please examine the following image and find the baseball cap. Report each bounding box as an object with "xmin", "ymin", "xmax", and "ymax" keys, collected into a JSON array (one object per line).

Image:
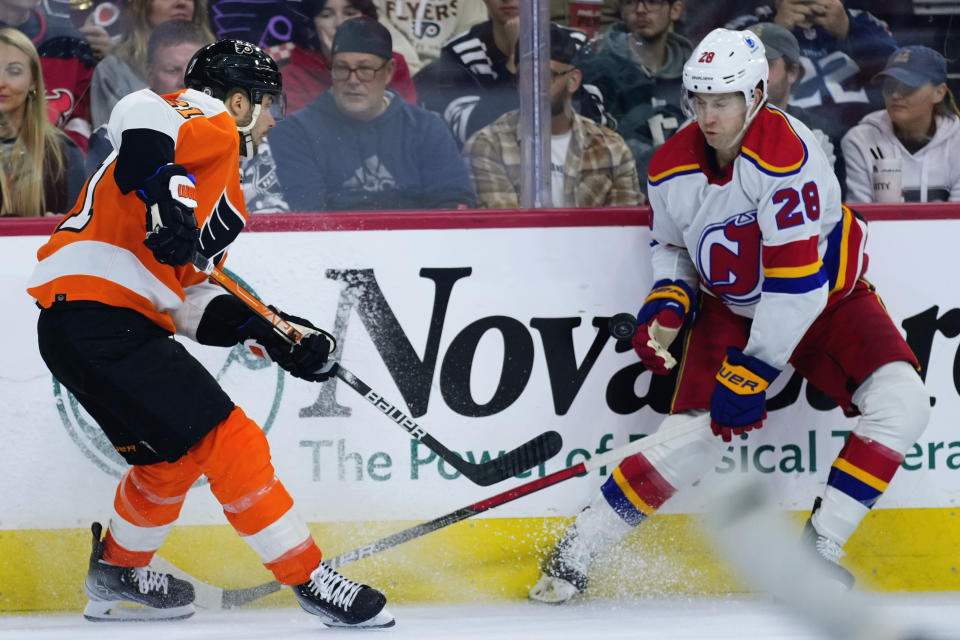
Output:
[
  {"xmin": 331, "ymin": 17, "xmax": 392, "ymax": 62},
  {"xmin": 747, "ymin": 22, "xmax": 800, "ymax": 65},
  {"xmin": 550, "ymin": 23, "xmax": 589, "ymax": 66},
  {"xmin": 873, "ymin": 45, "xmax": 947, "ymax": 87}
]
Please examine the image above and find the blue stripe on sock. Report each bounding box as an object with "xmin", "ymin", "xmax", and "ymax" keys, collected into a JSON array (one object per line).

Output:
[
  {"xmin": 600, "ymin": 476, "xmax": 647, "ymax": 527},
  {"xmin": 827, "ymin": 467, "xmax": 882, "ymax": 508}
]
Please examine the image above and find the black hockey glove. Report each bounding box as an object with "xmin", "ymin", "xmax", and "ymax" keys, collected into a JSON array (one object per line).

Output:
[
  {"xmin": 138, "ymin": 163, "xmax": 200, "ymax": 267},
  {"xmin": 240, "ymin": 307, "xmax": 338, "ymax": 382}
]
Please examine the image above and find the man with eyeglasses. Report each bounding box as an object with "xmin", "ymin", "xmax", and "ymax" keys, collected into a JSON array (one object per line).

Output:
[
  {"xmin": 271, "ymin": 17, "xmax": 474, "ymax": 212},
  {"xmin": 577, "ymin": 0, "xmax": 691, "ymax": 196},
  {"xmin": 464, "ymin": 23, "xmax": 641, "ymax": 208}
]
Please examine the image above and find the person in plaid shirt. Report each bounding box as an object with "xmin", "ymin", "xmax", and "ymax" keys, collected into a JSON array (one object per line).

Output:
[{"xmin": 463, "ymin": 23, "xmax": 642, "ymax": 208}]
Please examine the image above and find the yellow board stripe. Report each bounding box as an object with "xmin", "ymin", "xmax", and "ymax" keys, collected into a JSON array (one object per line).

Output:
[
  {"xmin": 764, "ymin": 260, "xmax": 823, "ymax": 279},
  {"xmin": 1, "ymin": 510, "xmax": 959, "ymax": 613},
  {"xmin": 612, "ymin": 466, "xmax": 656, "ymax": 515},
  {"xmin": 833, "ymin": 458, "xmax": 889, "ymax": 492}
]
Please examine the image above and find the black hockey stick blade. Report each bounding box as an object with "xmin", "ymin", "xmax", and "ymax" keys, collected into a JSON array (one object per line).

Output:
[
  {"xmin": 454, "ymin": 429, "xmax": 563, "ymax": 486},
  {"xmin": 336, "ymin": 364, "xmax": 563, "ymax": 486}
]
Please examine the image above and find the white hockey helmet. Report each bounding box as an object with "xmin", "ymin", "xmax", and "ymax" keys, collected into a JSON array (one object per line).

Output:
[{"xmin": 681, "ymin": 28, "xmax": 769, "ymax": 122}]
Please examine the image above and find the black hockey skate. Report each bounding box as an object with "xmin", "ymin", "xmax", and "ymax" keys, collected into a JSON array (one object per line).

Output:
[
  {"xmin": 292, "ymin": 561, "xmax": 394, "ymax": 628},
  {"xmin": 529, "ymin": 525, "xmax": 590, "ymax": 604},
  {"xmin": 801, "ymin": 498, "xmax": 856, "ymax": 590},
  {"xmin": 83, "ymin": 522, "xmax": 195, "ymax": 622}
]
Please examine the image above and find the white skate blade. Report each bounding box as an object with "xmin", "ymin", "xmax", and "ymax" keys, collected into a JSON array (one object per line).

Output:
[
  {"xmin": 318, "ymin": 606, "xmax": 396, "ymax": 629},
  {"xmin": 528, "ymin": 574, "xmax": 579, "ymax": 604},
  {"xmin": 83, "ymin": 599, "xmax": 195, "ymax": 622}
]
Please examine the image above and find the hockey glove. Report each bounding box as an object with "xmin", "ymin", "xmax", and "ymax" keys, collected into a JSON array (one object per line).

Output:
[
  {"xmin": 138, "ymin": 163, "xmax": 200, "ymax": 267},
  {"xmin": 241, "ymin": 307, "xmax": 338, "ymax": 382},
  {"xmin": 710, "ymin": 347, "xmax": 781, "ymax": 443},
  {"xmin": 631, "ymin": 279, "xmax": 697, "ymax": 375}
]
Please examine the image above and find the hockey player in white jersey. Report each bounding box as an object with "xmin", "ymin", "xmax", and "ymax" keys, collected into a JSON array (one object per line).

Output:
[{"xmin": 530, "ymin": 28, "xmax": 930, "ymax": 604}]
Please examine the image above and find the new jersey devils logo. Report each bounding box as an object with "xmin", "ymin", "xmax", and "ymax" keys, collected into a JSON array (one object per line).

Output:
[
  {"xmin": 45, "ymin": 88, "xmax": 75, "ymax": 127},
  {"xmin": 696, "ymin": 211, "xmax": 762, "ymax": 306}
]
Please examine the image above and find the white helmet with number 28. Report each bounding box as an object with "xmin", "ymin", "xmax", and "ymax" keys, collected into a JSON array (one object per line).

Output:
[{"xmin": 681, "ymin": 28, "xmax": 769, "ymax": 125}]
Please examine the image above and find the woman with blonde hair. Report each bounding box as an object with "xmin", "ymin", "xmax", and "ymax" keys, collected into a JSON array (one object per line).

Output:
[
  {"xmin": 842, "ymin": 45, "xmax": 960, "ymax": 203},
  {"xmin": 89, "ymin": 0, "xmax": 215, "ymax": 127},
  {"xmin": 0, "ymin": 28, "xmax": 84, "ymax": 216}
]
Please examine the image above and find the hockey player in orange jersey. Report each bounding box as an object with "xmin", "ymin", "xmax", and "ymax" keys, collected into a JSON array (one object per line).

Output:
[
  {"xmin": 27, "ymin": 40, "xmax": 394, "ymax": 628},
  {"xmin": 529, "ymin": 29, "xmax": 930, "ymax": 604}
]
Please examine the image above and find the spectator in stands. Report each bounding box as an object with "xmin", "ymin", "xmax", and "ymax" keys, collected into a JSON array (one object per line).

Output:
[
  {"xmin": 271, "ymin": 18, "xmax": 474, "ymax": 211},
  {"xmin": 727, "ymin": 0, "xmax": 897, "ymax": 132},
  {"xmin": 0, "ymin": 28, "xmax": 84, "ymax": 216},
  {"xmin": 269, "ymin": 0, "xmax": 416, "ymax": 116},
  {"xmin": 550, "ymin": 0, "xmax": 619, "ymax": 37},
  {"xmin": 89, "ymin": 0, "xmax": 214, "ymax": 128},
  {"xmin": 747, "ymin": 22, "xmax": 840, "ymax": 172},
  {"xmin": 679, "ymin": 0, "xmax": 759, "ymax": 43},
  {"xmin": 373, "ymin": 0, "xmax": 489, "ymax": 75},
  {"xmin": 85, "ymin": 20, "xmax": 212, "ymax": 173},
  {"xmin": 577, "ymin": 0, "xmax": 691, "ymax": 192},
  {"xmin": 464, "ymin": 23, "xmax": 641, "ymax": 208},
  {"xmin": 842, "ymin": 46, "xmax": 960, "ymax": 203},
  {"xmin": 415, "ymin": 1, "xmax": 605, "ymax": 147},
  {"xmin": 0, "ymin": 0, "xmax": 95, "ymax": 151}
]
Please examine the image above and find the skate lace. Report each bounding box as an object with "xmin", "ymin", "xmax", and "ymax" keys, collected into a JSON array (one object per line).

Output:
[
  {"xmin": 131, "ymin": 567, "xmax": 169, "ymax": 595},
  {"xmin": 308, "ymin": 563, "xmax": 362, "ymax": 610},
  {"xmin": 815, "ymin": 535, "xmax": 845, "ymax": 565}
]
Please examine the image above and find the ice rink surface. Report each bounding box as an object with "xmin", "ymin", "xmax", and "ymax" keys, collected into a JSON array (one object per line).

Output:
[{"xmin": 2, "ymin": 594, "xmax": 958, "ymax": 640}]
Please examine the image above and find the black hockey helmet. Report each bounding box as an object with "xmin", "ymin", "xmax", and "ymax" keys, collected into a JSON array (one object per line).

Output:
[{"xmin": 185, "ymin": 39, "xmax": 282, "ymax": 106}]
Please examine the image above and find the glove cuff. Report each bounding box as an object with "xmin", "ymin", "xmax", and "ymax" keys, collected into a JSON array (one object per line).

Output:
[
  {"xmin": 638, "ymin": 279, "xmax": 698, "ymax": 325},
  {"xmin": 138, "ymin": 163, "xmax": 196, "ymax": 205},
  {"xmin": 716, "ymin": 347, "xmax": 780, "ymax": 395}
]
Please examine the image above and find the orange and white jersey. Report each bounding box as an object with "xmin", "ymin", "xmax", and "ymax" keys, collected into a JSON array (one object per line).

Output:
[{"xmin": 27, "ymin": 88, "xmax": 247, "ymax": 333}]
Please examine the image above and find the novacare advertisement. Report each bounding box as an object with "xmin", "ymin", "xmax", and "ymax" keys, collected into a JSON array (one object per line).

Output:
[{"xmin": 2, "ymin": 220, "xmax": 959, "ymax": 531}]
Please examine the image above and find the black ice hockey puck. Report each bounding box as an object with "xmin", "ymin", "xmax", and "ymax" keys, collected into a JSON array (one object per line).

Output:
[{"xmin": 607, "ymin": 313, "xmax": 638, "ymax": 341}]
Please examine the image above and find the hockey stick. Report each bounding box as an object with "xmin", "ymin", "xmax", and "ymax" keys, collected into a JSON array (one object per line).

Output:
[
  {"xmin": 201, "ymin": 418, "xmax": 701, "ymax": 609},
  {"xmin": 194, "ymin": 257, "xmax": 563, "ymax": 486},
  {"xmin": 702, "ymin": 477, "xmax": 922, "ymax": 640}
]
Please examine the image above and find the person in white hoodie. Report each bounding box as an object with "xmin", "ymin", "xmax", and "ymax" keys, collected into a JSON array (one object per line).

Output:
[{"xmin": 841, "ymin": 45, "xmax": 960, "ymax": 203}]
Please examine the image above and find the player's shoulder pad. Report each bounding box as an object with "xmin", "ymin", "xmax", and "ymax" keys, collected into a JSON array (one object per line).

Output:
[
  {"xmin": 647, "ymin": 121, "xmax": 703, "ymax": 187},
  {"xmin": 173, "ymin": 88, "xmax": 229, "ymax": 117},
  {"xmin": 740, "ymin": 106, "xmax": 808, "ymax": 177}
]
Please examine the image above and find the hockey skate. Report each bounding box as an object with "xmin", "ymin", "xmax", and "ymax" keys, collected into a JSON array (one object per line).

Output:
[
  {"xmin": 529, "ymin": 523, "xmax": 590, "ymax": 604},
  {"xmin": 801, "ymin": 498, "xmax": 856, "ymax": 590},
  {"xmin": 292, "ymin": 561, "xmax": 395, "ymax": 628},
  {"xmin": 83, "ymin": 522, "xmax": 195, "ymax": 622}
]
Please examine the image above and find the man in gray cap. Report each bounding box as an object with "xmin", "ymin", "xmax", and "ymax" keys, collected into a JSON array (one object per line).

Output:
[
  {"xmin": 748, "ymin": 21, "xmax": 841, "ymax": 174},
  {"xmin": 271, "ymin": 18, "xmax": 475, "ymax": 211}
]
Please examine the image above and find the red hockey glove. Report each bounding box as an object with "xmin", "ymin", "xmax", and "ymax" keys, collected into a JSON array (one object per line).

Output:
[
  {"xmin": 710, "ymin": 347, "xmax": 781, "ymax": 442},
  {"xmin": 631, "ymin": 279, "xmax": 697, "ymax": 375}
]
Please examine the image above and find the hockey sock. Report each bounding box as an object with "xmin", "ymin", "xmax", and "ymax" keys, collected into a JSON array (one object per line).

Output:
[
  {"xmin": 813, "ymin": 433, "xmax": 904, "ymax": 545},
  {"xmin": 600, "ymin": 452, "xmax": 677, "ymax": 526},
  {"xmin": 187, "ymin": 406, "xmax": 321, "ymax": 585},
  {"xmin": 104, "ymin": 461, "xmax": 202, "ymax": 567}
]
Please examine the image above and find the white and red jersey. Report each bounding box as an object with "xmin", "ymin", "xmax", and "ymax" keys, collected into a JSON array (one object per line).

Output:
[
  {"xmin": 646, "ymin": 105, "xmax": 867, "ymax": 370},
  {"xmin": 28, "ymin": 88, "xmax": 247, "ymax": 333}
]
